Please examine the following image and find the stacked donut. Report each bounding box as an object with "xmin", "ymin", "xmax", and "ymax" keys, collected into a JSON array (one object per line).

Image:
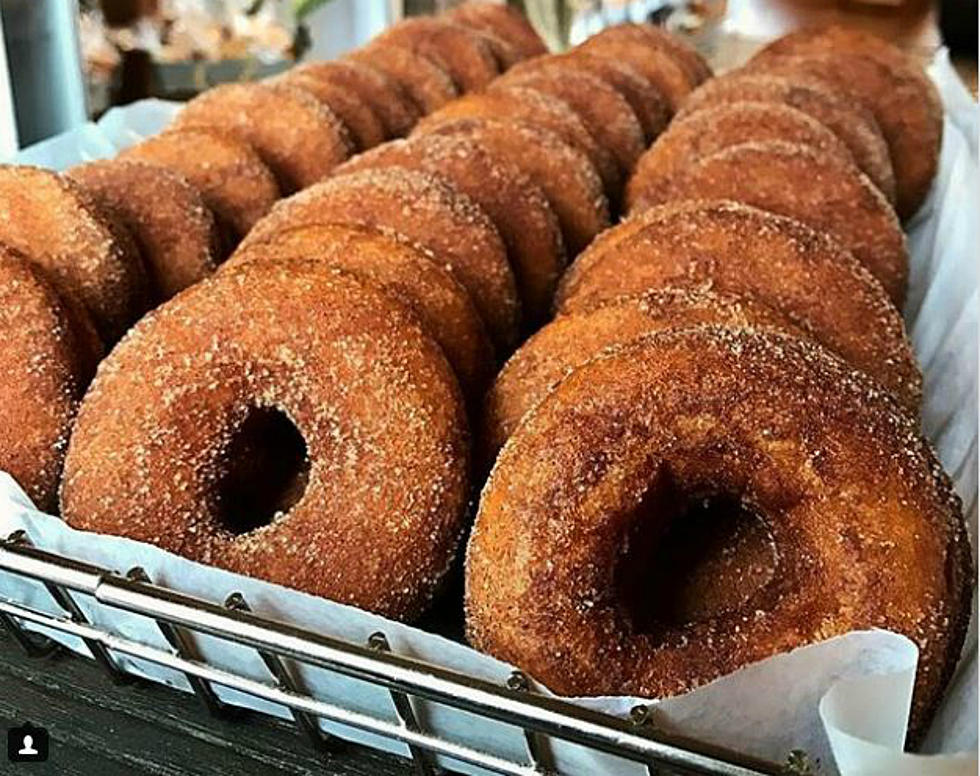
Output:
[{"xmin": 468, "ymin": 26, "xmax": 971, "ymax": 740}]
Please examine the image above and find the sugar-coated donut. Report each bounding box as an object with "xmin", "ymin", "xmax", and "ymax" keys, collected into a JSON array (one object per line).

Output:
[
  {"xmin": 62, "ymin": 260, "xmax": 470, "ymax": 621},
  {"xmin": 677, "ymin": 72, "xmax": 896, "ymax": 205},
  {"xmin": 69, "ymin": 159, "xmax": 222, "ymax": 300},
  {"xmin": 243, "ymin": 167, "xmax": 519, "ymax": 350},
  {"xmin": 226, "ymin": 221, "xmax": 494, "ymax": 399},
  {"xmin": 415, "ymin": 117, "xmax": 610, "ymax": 255},
  {"xmin": 347, "ymin": 44, "xmax": 457, "ymax": 115},
  {"xmin": 121, "ymin": 127, "xmax": 280, "ymax": 242},
  {"xmin": 448, "ymin": 2, "xmax": 547, "ymax": 60},
  {"xmin": 633, "ymin": 141, "xmax": 908, "ymax": 303},
  {"xmin": 557, "ymin": 200, "xmax": 920, "ymax": 410},
  {"xmin": 0, "ymin": 246, "xmax": 102, "ymax": 512},
  {"xmin": 334, "ymin": 134, "xmax": 565, "ymax": 326},
  {"xmin": 584, "ymin": 23, "xmax": 712, "ymax": 85},
  {"xmin": 171, "ymin": 82, "xmax": 353, "ymax": 193},
  {"xmin": 467, "ymin": 325, "xmax": 971, "ymax": 736},
  {"xmin": 0, "ymin": 165, "xmax": 150, "ymax": 342},
  {"xmin": 626, "ymin": 101, "xmax": 855, "ymax": 210}
]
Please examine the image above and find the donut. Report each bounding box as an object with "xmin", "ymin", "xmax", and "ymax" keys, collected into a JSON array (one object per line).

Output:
[
  {"xmin": 415, "ymin": 87, "xmax": 616, "ymax": 201},
  {"xmin": 447, "ymin": 2, "xmax": 548, "ymax": 60},
  {"xmin": 171, "ymin": 82, "xmax": 353, "ymax": 192},
  {"xmin": 677, "ymin": 72, "xmax": 896, "ymax": 204},
  {"xmin": 334, "ymin": 134, "xmax": 565, "ymax": 326},
  {"xmin": 347, "ymin": 44, "xmax": 457, "ymax": 115},
  {"xmin": 493, "ymin": 66, "xmax": 645, "ymax": 182},
  {"xmin": 277, "ymin": 67, "xmax": 386, "ymax": 151},
  {"xmin": 584, "ymin": 23, "xmax": 712, "ymax": 85},
  {"xmin": 415, "ymin": 117, "xmax": 610, "ymax": 256},
  {"xmin": 0, "ymin": 246, "xmax": 102, "ymax": 512},
  {"xmin": 243, "ymin": 167, "xmax": 520, "ymax": 350},
  {"xmin": 466, "ymin": 325, "xmax": 971, "ymax": 736},
  {"xmin": 61, "ymin": 259, "xmax": 470, "ymax": 621},
  {"xmin": 474, "ymin": 28, "xmax": 521, "ymax": 71},
  {"xmin": 0, "ymin": 165, "xmax": 149, "ymax": 342},
  {"xmin": 481, "ymin": 287, "xmax": 809, "ymax": 465},
  {"xmin": 746, "ymin": 45, "xmax": 941, "ymax": 219},
  {"xmin": 121, "ymin": 127, "xmax": 280, "ymax": 242},
  {"xmin": 69, "ymin": 159, "xmax": 222, "ymax": 301},
  {"xmin": 633, "ymin": 141, "xmax": 908, "ymax": 303},
  {"xmin": 556, "ymin": 200, "xmax": 920, "ymax": 410},
  {"xmin": 373, "ymin": 18, "xmax": 500, "ymax": 92},
  {"xmin": 285, "ymin": 59, "xmax": 421, "ymax": 138},
  {"xmin": 226, "ymin": 221, "xmax": 494, "ymax": 399},
  {"xmin": 625, "ymin": 101, "xmax": 855, "ymax": 210}
]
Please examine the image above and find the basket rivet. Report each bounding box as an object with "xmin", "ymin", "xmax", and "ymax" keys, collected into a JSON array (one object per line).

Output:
[
  {"xmin": 507, "ymin": 670, "xmax": 530, "ymax": 693},
  {"xmin": 784, "ymin": 750, "xmax": 814, "ymax": 774},
  {"xmin": 224, "ymin": 592, "xmax": 249, "ymax": 611},
  {"xmin": 4, "ymin": 529, "xmax": 28, "ymax": 545},
  {"xmin": 630, "ymin": 704, "xmax": 653, "ymax": 726},
  {"xmin": 126, "ymin": 566, "xmax": 149, "ymax": 582},
  {"xmin": 367, "ymin": 631, "xmax": 389, "ymax": 652}
]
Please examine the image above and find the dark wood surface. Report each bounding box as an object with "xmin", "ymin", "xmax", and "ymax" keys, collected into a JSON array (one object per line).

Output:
[{"xmin": 0, "ymin": 626, "xmax": 413, "ymax": 776}]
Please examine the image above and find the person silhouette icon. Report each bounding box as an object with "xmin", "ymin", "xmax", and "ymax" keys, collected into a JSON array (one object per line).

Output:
[
  {"xmin": 18, "ymin": 734, "xmax": 37, "ymax": 756},
  {"xmin": 7, "ymin": 722, "xmax": 48, "ymax": 762}
]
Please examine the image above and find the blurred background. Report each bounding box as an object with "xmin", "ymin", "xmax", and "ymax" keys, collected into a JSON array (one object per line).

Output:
[{"xmin": 0, "ymin": 0, "xmax": 975, "ymax": 153}]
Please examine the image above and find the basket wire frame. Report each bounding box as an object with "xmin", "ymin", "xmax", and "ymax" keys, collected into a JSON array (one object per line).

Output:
[{"xmin": 0, "ymin": 530, "xmax": 814, "ymax": 776}]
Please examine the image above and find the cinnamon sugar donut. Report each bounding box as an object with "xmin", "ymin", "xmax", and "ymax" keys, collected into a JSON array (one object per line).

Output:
[
  {"xmin": 415, "ymin": 117, "xmax": 609, "ymax": 255},
  {"xmin": 334, "ymin": 135, "xmax": 565, "ymax": 326},
  {"xmin": 467, "ymin": 325, "xmax": 971, "ymax": 735},
  {"xmin": 633, "ymin": 141, "xmax": 908, "ymax": 303},
  {"xmin": 347, "ymin": 45, "xmax": 457, "ymax": 115},
  {"xmin": 244, "ymin": 167, "xmax": 519, "ymax": 349},
  {"xmin": 171, "ymin": 82, "xmax": 353, "ymax": 192},
  {"xmin": 585, "ymin": 23, "xmax": 712, "ymax": 85},
  {"xmin": 626, "ymin": 102, "xmax": 855, "ymax": 210},
  {"xmin": 0, "ymin": 246, "xmax": 102, "ymax": 512},
  {"xmin": 448, "ymin": 2, "xmax": 547, "ymax": 60},
  {"xmin": 226, "ymin": 222, "xmax": 494, "ymax": 398},
  {"xmin": 557, "ymin": 200, "xmax": 920, "ymax": 410},
  {"xmin": 0, "ymin": 165, "xmax": 149, "ymax": 342},
  {"xmin": 481, "ymin": 287, "xmax": 808, "ymax": 464},
  {"xmin": 121, "ymin": 127, "xmax": 280, "ymax": 242},
  {"xmin": 61, "ymin": 260, "xmax": 470, "ymax": 621},
  {"xmin": 677, "ymin": 72, "xmax": 896, "ymax": 204},
  {"xmin": 69, "ymin": 159, "xmax": 222, "ymax": 300}
]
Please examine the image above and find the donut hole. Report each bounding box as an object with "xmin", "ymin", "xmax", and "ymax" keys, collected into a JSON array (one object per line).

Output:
[
  {"xmin": 216, "ymin": 406, "xmax": 310, "ymax": 535},
  {"xmin": 615, "ymin": 469, "xmax": 778, "ymax": 635}
]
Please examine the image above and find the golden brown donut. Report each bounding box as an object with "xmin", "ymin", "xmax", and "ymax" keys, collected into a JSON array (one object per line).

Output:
[
  {"xmin": 481, "ymin": 287, "xmax": 809, "ymax": 465},
  {"xmin": 677, "ymin": 72, "xmax": 896, "ymax": 204},
  {"xmin": 415, "ymin": 117, "xmax": 609, "ymax": 256},
  {"xmin": 347, "ymin": 44, "xmax": 457, "ymax": 115},
  {"xmin": 226, "ymin": 222, "xmax": 494, "ymax": 399},
  {"xmin": 626, "ymin": 101, "xmax": 855, "ymax": 210},
  {"xmin": 276, "ymin": 67, "xmax": 386, "ymax": 151},
  {"xmin": 0, "ymin": 246, "xmax": 102, "ymax": 512},
  {"xmin": 634, "ymin": 141, "xmax": 908, "ymax": 303},
  {"xmin": 62, "ymin": 259, "xmax": 470, "ymax": 622},
  {"xmin": 584, "ymin": 23, "xmax": 712, "ymax": 85},
  {"xmin": 374, "ymin": 17, "xmax": 501, "ymax": 92},
  {"xmin": 0, "ymin": 165, "xmax": 149, "ymax": 342},
  {"xmin": 334, "ymin": 134, "xmax": 565, "ymax": 326},
  {"xmin": 244, "ymin": 167, "xmax": 519, "ymax": 350},
  {"xmin": 69, "ymin": 159, "xmax": 222, "ymax": 301},
  {"xmin": 747, "ymin": 41, "xmax": 941, "ymax": 220},
  {"xmin": 121, "ymin": 127, "xmax": 280, "ymax": 242},
  {"xmin": 447, "ymin": 2, "xmax": 548, "ymax": 60},
  {"xmin": 287, "ymin": 59, "xmax": 421, "ymax": 138},
  {"xmin": 557, "ymin": 200, "xmax": 920, "ymax": 410},
  {"xmin": 171, "ymin": 82, "xmax": 353, "ymax": 193},
  {"xmin": 467, "ymin": 325, "xmax": 971, "ymax": 736}
]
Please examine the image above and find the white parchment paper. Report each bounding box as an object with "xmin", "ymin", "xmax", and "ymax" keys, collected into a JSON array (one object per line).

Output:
[{"xmin": 0, "ymin": 51, "xmax": 976, "ymax": 776}]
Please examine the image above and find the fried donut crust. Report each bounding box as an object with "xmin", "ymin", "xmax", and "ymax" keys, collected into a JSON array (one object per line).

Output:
[
  {"xmin": 414, "ymin": 117, "xmax": 609, "ymax": 256},
  {"xmin": 447, "ymin": 2, "xmax": 547, "ymax": 60},
  {"xmin": 61, "ymin": 260, "xmax": 470, "ymax": 621},
  {"xmin": 347, "ymin": 45, "xmax": 457, "ymax": 116},
  {"xmin": 677, "ymin": 72, "xmax": 896, "ymax": 205},
  {"xmin": 243, "ymin": 167, "xmax": 519, "ymax": 350},
  {"xmin": 634, "ymin": 141, "xmax": 908, "ymax": 304},
  {"xmin": 466, "ymin": 325, "xmax": 971, "ymax": 736},
  {"xmin": 557, "ymin": 200, "xmax": 920, "ymax": 410},
  {"xmin": 0, "ymin": 246, "xmax": 102, "ymax": 512},
  {"xmin": 69, "ymin": 159, "xmax": 222, "ymax": 300},
  {"xmin": 121, "ymin": 127, "xmax": 280, "ymax": 242},
  {"xmin": 626, "ymin": 101, "xmax": 855, "ymax": 210},
  {"xmin": 172, "ymin": 82, "xmax": 353, "ymax": 193},
  {"xmin": 584, "ymin": 23, "xmax": 712, "ymax": 85},
  {"xmin": 226, "ymin": 221, "xmax": 494, "ymax": 399},
  {"xmin": 334, "ymin": 134, "xmax": 565, "ymax": 326},
  {"xmin": 0, "ymin": 165, "xmax": 150, "ymax": 342}
]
